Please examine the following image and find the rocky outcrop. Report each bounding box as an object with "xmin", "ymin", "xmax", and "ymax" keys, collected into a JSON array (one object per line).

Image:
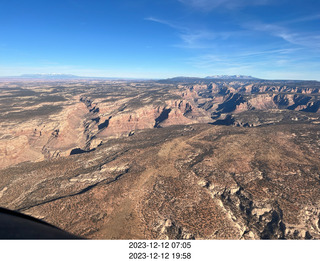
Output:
[
  {"xmin": 0, "ymin": 81, "xmax": 205, "ymax": 169},
  {"xmin": 0, "ymin": 97, "xmax": 89, "ymax": 169},
  {"xmin": 1, "ymin": 79, "xmax": 320, "ymax": 170},
  {"xmin": 92, "ymin": 98, "xmax": 202, "ymax": 139},
  {"xmin": 179, "ymin": 81, "xmax": 320, "ymax": 125}
]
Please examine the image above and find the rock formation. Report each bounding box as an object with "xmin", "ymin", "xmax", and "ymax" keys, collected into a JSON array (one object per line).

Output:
[{"xmin": 1, "ymin": 78, "xmax": 320, "ymax": 239}]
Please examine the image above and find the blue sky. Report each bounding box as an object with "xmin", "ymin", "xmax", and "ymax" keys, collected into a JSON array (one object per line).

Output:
[{"xmin": 0, "ymin": 0, "xmax": 319, "ymax": 80}]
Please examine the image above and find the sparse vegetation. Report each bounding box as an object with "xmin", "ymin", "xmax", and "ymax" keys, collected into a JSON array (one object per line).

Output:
[{"xmin": 1, "ymin": 79, "xmax": 320, "ymax": 240}]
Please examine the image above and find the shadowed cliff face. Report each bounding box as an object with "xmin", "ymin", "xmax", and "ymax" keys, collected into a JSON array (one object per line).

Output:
[
  {"xmin": 179, "ymin": 80, "xmax": 320, "ymax": 127},
  {"xmin": 186, "ymin": 81, "xmax": 320, "ymax": 118}
]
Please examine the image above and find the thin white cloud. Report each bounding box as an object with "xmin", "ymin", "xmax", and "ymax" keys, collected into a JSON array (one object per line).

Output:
[
  {"xmin": 145, "ymin": 17, "xmax": 241, "ymax": 49},
  {"xmin": 186, "ymin": 47, "xmax": 307, "ymax": 71},
  {"xmin": 185, "ymin": 50, "xmax": 320, "ymax": 80},
  {"xmin": 144, "ymin": 17, "xmax": 184, "ymax": 31},
  {"xmin": 278, "ymin": 32, "xmax": 320, "ymax": 49},
  {"xmin": 283, "ymin": 13, "xmax": 320, "ymax": 25},
  {"xmin": 247, "ymin": 22, "xmax": 320, "ymax": 50},
  {"xmin": 146, "ymin": 17, "xmax": 219, "ymax": 48},
  {"xmin": 177, "ymin": 30, "xmax": 217, "ymax": 48},
  {"xmin": 237, "ymin": 48, "xmax": 302, "ymax": 57},
  {"xmin": 177, "ymin": 0, "xmax": 274, "ymax": 10}
]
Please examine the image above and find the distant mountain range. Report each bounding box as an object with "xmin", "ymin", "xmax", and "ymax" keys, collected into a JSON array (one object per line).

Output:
[
  {"xmin": 2, "ymin": 74, "xmax": 149, "ymax": 80},
  {"xmin": 0, "ymin": 74, "xmax": 318, "ymax": 82},
  {"xmin": 1, "ymin": 73, "xmax": 259, "ymax": 80},
  {"xmin": 19, "ymin": 74, "xmax": 83, "ymax": 79},
  {"xmin": 159, "ymin": 75, "xmax": 261, "ymax": 83},
  {"xmin": 205, "ymin": 75, "xmax": 258, "ymax": 80}
]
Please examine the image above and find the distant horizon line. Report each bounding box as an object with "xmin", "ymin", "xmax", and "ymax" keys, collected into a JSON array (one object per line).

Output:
[{"xmin": 0, "ymin": 73, "xmax": 319, "ymax": 82}]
